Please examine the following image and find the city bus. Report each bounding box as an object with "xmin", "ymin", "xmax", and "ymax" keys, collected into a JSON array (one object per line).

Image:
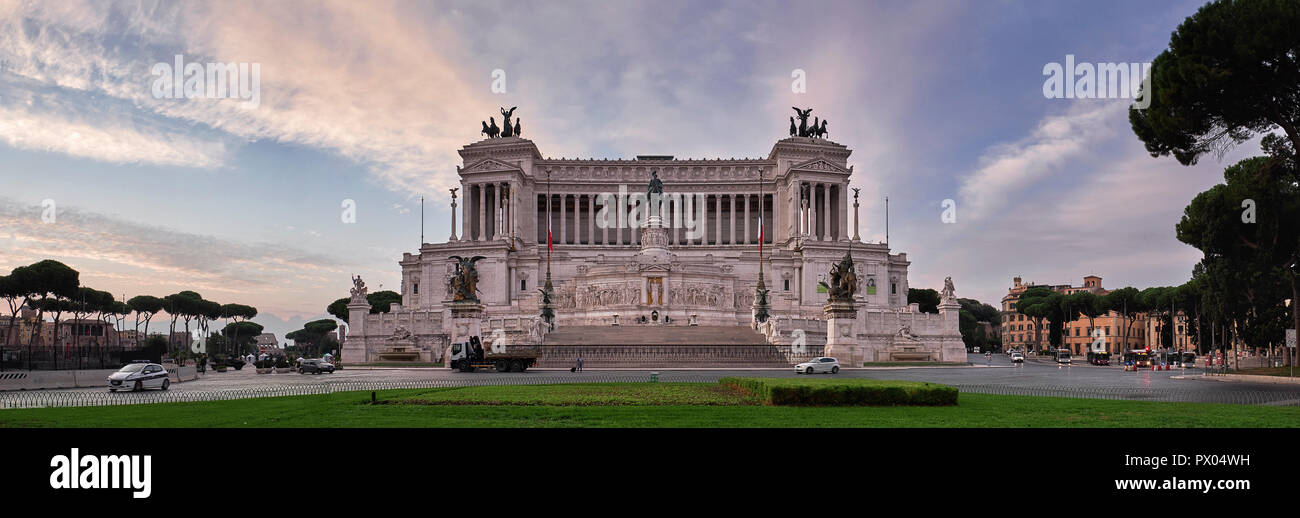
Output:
[
  {"xmin": 1086, "ymin": 351, "xmax": 1110, "ymax": 365},
  {"xmin": 1122, "ymin": 349, "xmax": 1151, "ymax": 368},
  {"xmin": 1055, "ymin": 348, "xmax": 1071, "ymax": 364}
]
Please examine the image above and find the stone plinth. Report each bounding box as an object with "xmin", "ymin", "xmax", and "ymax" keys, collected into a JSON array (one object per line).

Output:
[
  {"xmin": 449, "ymin": 302, "xmax": 485, "ymax": 346},
  {"xmin": 823, "ymin": 300, "xmax": 862, "ymax": 365}
]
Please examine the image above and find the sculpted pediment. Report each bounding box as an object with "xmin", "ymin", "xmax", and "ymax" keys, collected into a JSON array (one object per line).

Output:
[
  {"xmin": 461, "ymin": 157, "xmax": 522, "ymax": 173},
  {"xmin": 788, "ymin": 157, "xmax": 850, "ymax": 174}
]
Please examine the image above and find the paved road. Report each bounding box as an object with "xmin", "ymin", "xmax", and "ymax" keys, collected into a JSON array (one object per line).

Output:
[{"xmin": 3, "ymin": 353, "xmax": 1298, "ymax": 407}]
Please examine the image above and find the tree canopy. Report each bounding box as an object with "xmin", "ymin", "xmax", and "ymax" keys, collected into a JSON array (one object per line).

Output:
[{"xmin": 1129, "ymin": 0, "xmax": 1300, "ymax": 167}]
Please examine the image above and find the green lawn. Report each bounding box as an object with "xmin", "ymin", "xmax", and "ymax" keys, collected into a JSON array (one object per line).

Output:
[
  {"xmin": 2, "ymin": 382, "xmax": 1298, "ymax": 427},
  {"xmin": 1236, "ymin": 367, "xmax": 1299, "ymax": 378}
]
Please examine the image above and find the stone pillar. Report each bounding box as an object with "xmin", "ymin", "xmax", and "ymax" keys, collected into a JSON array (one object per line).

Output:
[
  {"xmin": 717, "ymin": 197, "xmax": 728, "ymax": 247},
  {"xmin": 744, "ymin": 194, "xmax": 751, "ymax": 245},
  {"xmin": 823, "ymin": 298, "xmax": 861, "ymax": 365},
  {"xmin": 852, "ymin": 190, "xmax": 860, "ymax": 241},
  {"xmin": 728, "ymin": 194, "xmax": 736, "ymax": 245},
  {"xmin": 838, "ymin": 184, "xmax": 848, "ymax": 241},
  {"xmin": 559, "ymin": 193, "xmax": 567, "ymax": 245},
  {"xmin": 545, "ymin": 193, "xmax": 552, "ymax": 245},
  {"xmin": 478, "ymin": 183, "xmax": 486, "ymax": 241},
  {"xmin": 937, "ymin": 297, "xmax": 966, "ymax": 362},
  {"xmin": 588, "ymin": 194, "xmax": 595, "ymax": 245},
  {"xmin": 821, "ymin": 183, "xmax": 830, "ymax": 241},
  {"xmin": 344, "ymin": 297, "xmax": 373, "ymax": 364},
  {"xmin": 602, "ymin": 194, "xmax": 609, "ymax": 245},
  {"xmin": 807, "ymin": 185, "xmax": 816, "ymax": 239},
  {"xmin": 448, "ymin": 302, "xmax": 485, "ymax": 368},
  {"xmin": 449, "ymin": 188, "xmax": 459, "ymax": 241},
  {"xmin": 491, "ymin": 183, "xmax": 502, "ymax": 240}
]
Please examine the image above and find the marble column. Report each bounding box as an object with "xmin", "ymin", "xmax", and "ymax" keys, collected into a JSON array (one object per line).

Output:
[
  {"xmin": 491, "ymin": 183, "xmax": 502, "ymax": 240},
  {"xmin": 728, "ymin": 194, "xmax": 737, "ymax": 245},
  {"xmin": 478, "ymin": 183, "xmax": 486, "ymax": 241},
  {"xmin": 559, "ymin": 193, "xmax": 567, "ymax": 245},
  {"xmin": 450, "ymin": 188, "xmax": 459, "ymax": 241},
  {"xmin": 821, "ymin": 183, "xmax": 830, "ymax": 241},
  {"xmin": 852, "ymin": 188, "xmax": 861, "ymax": 241},
  {"xmin": 744, "ymin": 194, "xmax": 751, "ymax": 245},
  {"xmin": 717, "ymin": 196, "xmax": 728, "ymax": 248},
  {"xmin": 807, "ymin": 185, "xmax": 816, "ymax": 239},
  {"xmin": 602, "ymin": 194, "xmax": 609, "ymax": 245},
  {"xmin": 588, "ymin": 194, "xmax": 595, "ymax": 245},
  {"xmin": 839, "ymin": 183, "xmax": 849, "ymax": 242}
]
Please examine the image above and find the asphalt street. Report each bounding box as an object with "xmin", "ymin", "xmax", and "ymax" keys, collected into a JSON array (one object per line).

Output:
[{"xmin": 18, "ymin": 353, "xmax": 1299, "ymax": 403}]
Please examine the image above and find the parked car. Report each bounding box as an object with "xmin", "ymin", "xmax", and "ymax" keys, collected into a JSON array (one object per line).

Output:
[
  {"xmin": 299, "ymin": 359, "xmax": 336, "ymax": 374},
  {"xmin": 795, "ymin": 357, "xmax": 840, "ymax": 374},
  {"xmin": 108, "ymin": 361, "xmax": 170, "ymax": 392},
  {"xmin": 1010, "ymin": 352, "xmax": 1025, "ymax": 364}
]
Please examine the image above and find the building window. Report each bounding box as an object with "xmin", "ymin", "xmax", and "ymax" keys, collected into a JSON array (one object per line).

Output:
[
  {"xmin": 891, "ymin": 283, "xmax": 897, "ymax": 295},
  {"xmin": 783, "ymin": 279, "xmax": 790, "ymax": 291},
  {"xmin": 413, "ymin": 283, "xmax": 419, "ymax": 294},
  {"xmin": 521, "ymin": 280, "xmax": 527, "ymax": 291}
]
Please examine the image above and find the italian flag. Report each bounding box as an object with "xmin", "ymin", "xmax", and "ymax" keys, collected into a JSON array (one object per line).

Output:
[{"xmin": 548, "ymin": 213, "xmax": 553, "ymax": 252}]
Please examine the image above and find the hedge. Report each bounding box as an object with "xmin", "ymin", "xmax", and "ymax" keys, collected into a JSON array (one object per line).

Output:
[{"xmin": 719, "ymin": 377, "xmax": 958, "ymax": 406}]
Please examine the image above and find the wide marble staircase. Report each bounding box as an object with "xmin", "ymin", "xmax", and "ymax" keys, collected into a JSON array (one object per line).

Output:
[{"xmin": 537, "ymin": 325, "xmax": 818, "ymax": 368}]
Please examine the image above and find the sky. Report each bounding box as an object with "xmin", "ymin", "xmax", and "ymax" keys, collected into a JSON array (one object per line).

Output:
[{"xmin": 0, "ymin": 0, "xmax": 1266, "ymax": 341}]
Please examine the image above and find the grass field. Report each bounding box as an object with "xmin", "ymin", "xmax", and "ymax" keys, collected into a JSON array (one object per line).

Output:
[
  {"xmin": 2, "ymin": 382, "xmax": 1298, "ymax": 427},
  {"xmin": 1236, "ymin": 367, "xmax": 1299, "ymax": 378}
]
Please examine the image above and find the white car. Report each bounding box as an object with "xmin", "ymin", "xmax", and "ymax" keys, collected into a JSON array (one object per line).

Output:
[
  {"xmin": 1010, "ymin": 352, "xmax": 1025, "ymax": 363},
  {"xmin": 795, "ymin": 357, "xmax": 840, "ymax": 374},
  {"xmin": 107, "ymin": 362, "xmax": 170, "ymax": 392}
]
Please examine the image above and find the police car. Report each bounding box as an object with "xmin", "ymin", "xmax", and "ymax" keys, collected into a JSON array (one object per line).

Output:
[{"xmin": 107, "ymin": 361, "xmax": 171, "ymax": 392}]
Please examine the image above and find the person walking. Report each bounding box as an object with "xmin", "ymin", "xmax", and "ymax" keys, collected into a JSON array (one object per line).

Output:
[
  {"xmin": 985, "ymin": 351, "xmax": 992, "ymax": 366},
  {"xmin": 576, "ymin": 353, "xmax": 584, "ymax": 372}
]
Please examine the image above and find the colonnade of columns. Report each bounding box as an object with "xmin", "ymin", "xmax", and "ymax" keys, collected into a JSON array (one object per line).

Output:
[
  {"xmin": 531, "ymin": 192, "xmax": 774, "ymax": 246},
  {"xmin": 452, "ymin": 181, "xmax": 849, "ymax": 244},
  {"xmin": 457, "ymin": 182, "xmax": 515, "ymax": 241},
  {"xmin": 790, "ymin": 181, "xmax": 849, "ymax": 242}
]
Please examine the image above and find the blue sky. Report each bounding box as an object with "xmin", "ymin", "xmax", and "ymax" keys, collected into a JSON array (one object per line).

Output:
[{"xmin": 0, "ymin": 0, "xmax": 1261, "ymax": 340}]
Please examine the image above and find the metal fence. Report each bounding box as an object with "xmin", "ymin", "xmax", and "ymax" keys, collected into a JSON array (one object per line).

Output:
[
  {"xmin": 2, "ymin": 375, "xmax": 1297, "ymax": 410},
  {"xmin": 0, "ymin": 345, "xmax": 158, "ymax": 371}
]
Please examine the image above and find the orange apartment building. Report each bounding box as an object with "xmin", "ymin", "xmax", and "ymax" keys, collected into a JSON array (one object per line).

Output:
[{"xmin": 1001, "ymin": 276, "xmax": 1148, "ymax": 355}]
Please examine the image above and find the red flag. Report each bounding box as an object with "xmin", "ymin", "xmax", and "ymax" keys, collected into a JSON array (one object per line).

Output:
[
  {"xmin": 547, "ymin": 222, "xmax": 553, "ymax": 252},
  {"xmin": 758, "ymin": 210, "xmax": 763, "ymax": 254}
]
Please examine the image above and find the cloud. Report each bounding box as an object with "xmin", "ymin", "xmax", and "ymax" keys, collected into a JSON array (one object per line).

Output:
[
  {"xmin": 0, "ymin": 78, "xmax": 228, "ymax": 167},
  {"xmin": 0, "ymin": 196, "xmax": 361, "ymax": 310},
  {"xmin": 957, "ymin": 102, "xmax": 1123, "ymax": 221}
]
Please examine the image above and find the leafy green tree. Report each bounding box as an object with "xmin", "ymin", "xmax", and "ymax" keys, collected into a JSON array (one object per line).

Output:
[
  {"xmin": 9, "ymin": 261, "xmax": 80, "ymax": 353},
  {"xmin": 1129, "ymin": 0, "xmax": 1300, "ymax": 167},
  {"xmin": 222, "ymin": 321, "xmax": 265, "ymax": 355},
  {"xmin": 327, "ymin": 290, "xmax": 405, "ymax": 324},
  {"xmin": 327, "ymin": 297, "xmax": 350, "ymax": 322},
  {"xmin": 366, "ymin": 290, "xmax": 402, "ymax": 313},
  {"xmin": 219, "ymin": 303, "xmax": 257, "ymax": 356},
  {"xmin": 1131, "ymin": 0, "xmax": 1300, "ymax": 363},
  {"xmin": 1015, "ymin": 287, "xmax": 1055, "ymax": 352},
  {"xmin": 127, "ymin": 295, "xmax": 165, "ymax": 347},
  {"xmin": 1177, "ymin": 154, "xmax": 1299, "ymax": 362},
  {"xmin": 163, "ymin": 291, "xmax": 203, "ymax": 357},
  {"xmin": 907, "ymin": 288, "xmax": 940, "ymax": 314},
  {"xmin": 1102, "ymin": 287, "xmax": 1143, "ymax": 352},
  {"xmin": 288, "ymin": 319, "xmax": 339, "ymax": 358}
]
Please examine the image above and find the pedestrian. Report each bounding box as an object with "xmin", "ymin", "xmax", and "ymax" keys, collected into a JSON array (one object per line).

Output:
[
  {"xmin": 985, "ymin": 351, "xmax": 992, "ymax": 366},
  {"xmin": 576, "ymin": 353, "xmax": 584, "ymax": 372}
]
